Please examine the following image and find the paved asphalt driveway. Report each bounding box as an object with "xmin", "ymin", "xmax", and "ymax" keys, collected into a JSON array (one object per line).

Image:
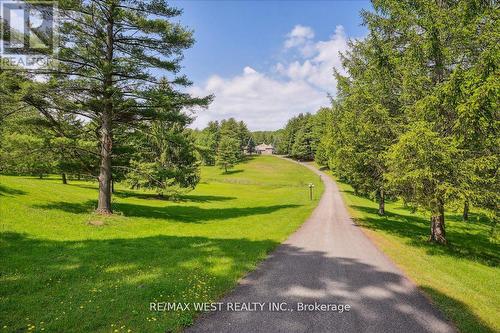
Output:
[{"xmin": 186, "ymin": 160, "xmax": 455, "ymax": 333}]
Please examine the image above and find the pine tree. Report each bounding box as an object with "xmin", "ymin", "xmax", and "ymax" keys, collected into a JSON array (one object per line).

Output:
[
  {"xmin": 126, "ymin": 120, "xmax": 200, "ymax": 197},
  {"xmin": 195, "ymin": 121, "xmax": 220, "ymax": 166},
  {"xmin": 16, "ymin": 0, "xmax": 211, "ymax": 213},
  {"xmin": 246, "ymin": 136, "xmax": 256, "ymax": 155},
  {"xmin": 368, "ymin": 0, "xmax": 498, "ymax": 239},
  {"xmin": 386, "ymin": 123, "xmax": 460, "ymax": 244},
  {"xmin": 330, "ymin": 33, "xmax": 402, "ymax": 215},
  {"xmin": 291, "ymin": 116, "xmax": 314, "ymax": 161},
  {"xmin": 216, "ymin": 137, "xmax": 240, "ymax": 173},
  {"xmin": 237, "ymin": 120, "xmax": 251, "ymax": 154},
  {"xmin": 279, "ymin": 113, "xmax": 310, "ymax": 156}
]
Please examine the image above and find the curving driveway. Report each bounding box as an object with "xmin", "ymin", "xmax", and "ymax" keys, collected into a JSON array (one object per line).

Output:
[{"xmin": 186, "ymin": 160, "xmax": 455, "ymax": 333}]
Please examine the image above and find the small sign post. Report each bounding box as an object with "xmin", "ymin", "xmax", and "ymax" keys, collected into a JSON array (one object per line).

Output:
[{"xmin": 308, "ymin": 183, "xmax": 315, "ymax": 200}]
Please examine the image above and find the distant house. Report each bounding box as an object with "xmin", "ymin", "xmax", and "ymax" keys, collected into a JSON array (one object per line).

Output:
[{"xmin": 255, "ymin": 143, "xmax": 274, "ymax": 155}]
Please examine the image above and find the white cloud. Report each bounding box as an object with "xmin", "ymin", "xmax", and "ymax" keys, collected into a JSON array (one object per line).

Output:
[
  {"xmin": 189, "ymin": 25, "xmax": 351, "ymax": 131},
  {"xmin": 243, "ymin": 66, "xmax": 257, "ymax": 75},
  {"xmin": 284, "ymin": 25, "xmax": 315, "ymax": 49},
  {"xmin": 276, "ymin": 25, "xmax": 348, "ymax": 91},
  {"xmin": 190, "ymin": 67, "xmax": 327, "ymax": 131}
]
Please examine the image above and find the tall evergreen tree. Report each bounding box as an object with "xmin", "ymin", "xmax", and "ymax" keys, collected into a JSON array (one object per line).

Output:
[
  {"xmin": 16, "ymin": 0, "xmax": 211, "ymax": 213},
  {"xmin": 367, "ymin": 0, "xmax": 498, "ymax": 240},
  {"xmin": 126, "ymin": 119, "xmax": 200, "ymax": 197},
  {"xmin": 291, "ymin": 116, "xmax": 315, "ymax": 161},
  {"xmin": 386, "ymin": 123, "xmax": 460, "ymax": 244},
  {"xmin": 291, "ymin": 0, "xmax": 499, "ymax": 242},
  {"xmin": 279, "ymin": 113, "xmax": 310, "ymax": 156},
  {"xmin": 216, "ymin": 136, "xmax": 240, "ymax": 173},
  {"xmin": 237, "ymin": 120, "xmax": 251, "ymax": 154},
  {"xmin": 195, "ymin": 121, "xmax": 220, "ymax": 165},
  {"xmin": 330, "ymin": 33, "xmax": 402, "ymax": 215}
]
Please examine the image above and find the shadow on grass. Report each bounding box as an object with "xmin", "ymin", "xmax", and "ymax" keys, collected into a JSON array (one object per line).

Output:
[
  {"xmin": 67, "ymin": 184, "xmax": 237, "ymax": 204},
  {"xmin": 67, "ymin": 183, "xmax": 98, "ymax": 191},
  {"xmin": 0, "ymin": 184, "xmax": 26, "ymax": 196},
  {"xmin": 113, "ymin": 190, "xmax": 236, "ymax": 203},
  {"xmin": 1, "ymin": 232, "xmax": 494, "ymax": 333},
  {"xmin": 0, "ymin": 232, "xmax": 278, "ymax": 332},
  {"xmin": 67, "ymin": 184, "xmax": 241, "ymax": 204},
  {"xmin": 177, "ymin": 194, "xmax": 237, "ymax": 203},
  {"xmin": 32, "ymin": 200, "xmax": 299, "ymax": 223},
  {"xmin": 351, "ymin": 205, "xmax": 499, "ymax": 267},
  {"xmin": 222, "ymin": 169, "xmax": 244, "ymax": 175},
  {"xmin": 420, "ymin": 286, "xmax": 494, "ymax": 333}
]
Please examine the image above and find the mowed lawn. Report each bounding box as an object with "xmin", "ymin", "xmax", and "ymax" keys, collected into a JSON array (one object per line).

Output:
[
  {"xmin": 330, "ymin": 176, "xmax": 499, "ymax": 333},
  {"xmin": 0, "ymin": 156, "xmax": 323, "ymax": 333}
]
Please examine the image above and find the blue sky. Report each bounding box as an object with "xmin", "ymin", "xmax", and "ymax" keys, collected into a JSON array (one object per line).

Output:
[{"xmin": 171, "ymin": 0, "xmax": 372, "ymax": 130}]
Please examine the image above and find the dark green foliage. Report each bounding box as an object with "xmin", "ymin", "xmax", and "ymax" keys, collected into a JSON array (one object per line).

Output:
[
  {"xmin": 291, "ymin": 117, "xmax": 315, "ymax": 161},
  {"xmin": 216, "ymin": 137, "xmax": 240, "ymax": 173},
  {"xmin": 279, "ymin": 113, "xmax": 310, "ymax": 158},
  {"xmin": 279, "ymin": 110, "xmax": 330, "ymax": 161},
  {"xmin": 246, "ymin": 136, "xmax": 256, "ymax": 155},
  {"xmin": 125, "ymin": 121, "xmax": 200, "ymax": 197},
  {"xmin": 219, "ymin": 118, "xmax": 249, "ymax": 159},
  {"xmin": 2, "ymin": 0, "xmax": 211, "ymax": 213},
  {"xmin": 0, "ymin": 110, "xmax": 96, "ymax": 181},
  {"xmin": 237, "ymin": 121, "xmax": 252, "ymax": 153},
  {"xmin": 194, "ymin": 118, "xmax": 251, "ymax": 167},
  {"xmin": 195, "ymin": 121, "xmax": 220, "ymax": 166},
  {"xmin": 252, "ymin": 131, "xmax": 282, "ymax": 147},
  {"xmin": 280, "ymin": 0, "xmax": 499, "ymax": 242},
  {"xmin": 385, "ymin": 123, "xmax": 460, "ymax": 215}
]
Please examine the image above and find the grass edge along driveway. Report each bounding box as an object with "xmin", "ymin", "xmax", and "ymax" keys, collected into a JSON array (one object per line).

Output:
[{"xmin": 316, "ymin": 166, "xmax": 499, "ymax": 333}]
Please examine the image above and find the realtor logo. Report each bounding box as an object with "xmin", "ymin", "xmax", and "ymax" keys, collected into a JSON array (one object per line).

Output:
[{"xmin": 0, "ymin": 0, "xmax": 58, "ymax": 69}]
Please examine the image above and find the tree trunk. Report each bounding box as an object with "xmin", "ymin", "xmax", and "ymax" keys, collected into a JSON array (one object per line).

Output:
[
  {"xmin": 429, "ymin": 199, "xmax": 446, "ymax": 244},
  {"xmin": 77, "ymin": 174, "xmax": 81, "ymax": 180},
  {"xmin": 111, "ymin": 178, "xmax": 115, "ymax": 194},
  {"xmin": 39, "ymin": 174, "xmax": 43, "ymax": 179},
  {"xmin": 96, "ymin": 14, "xmax": 115, "ymax": 215},
  {"xmin": 62, "ymin": 173, "xmax": 67, "ymax": 184},
  {"xmin": 97, "ymin": 111, "xmax": 113, "ymax": 214},
  {"xmin": 378, "ymin": 188, "xmax": 385, "ymax": 216},
  {"xmin": 463, "ymin": 199, "xmax": 469, "ymax": 221}
]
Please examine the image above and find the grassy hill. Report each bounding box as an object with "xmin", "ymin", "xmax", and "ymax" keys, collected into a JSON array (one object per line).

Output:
[{"xmin": 0, "ymin": 156, "xmax": 323, "ymax": 332}]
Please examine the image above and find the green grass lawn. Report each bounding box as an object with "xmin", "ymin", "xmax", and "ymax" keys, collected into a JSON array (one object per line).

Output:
[
  {"xmin": 0, "ymin": 156, "xmax": 323, "ymax": 333},
  {"xmin": 325, "ymin": 172, "xmax": 499, "ymax": 333}
]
